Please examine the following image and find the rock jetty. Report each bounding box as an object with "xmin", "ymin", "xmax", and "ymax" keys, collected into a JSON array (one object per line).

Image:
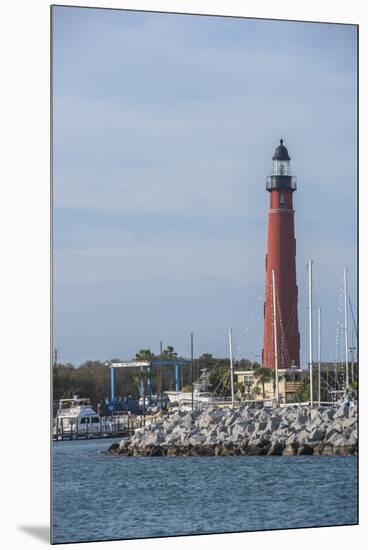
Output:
[{"xmin": 106, "ymin": 403, "xmax": 358, "ymax": 457}]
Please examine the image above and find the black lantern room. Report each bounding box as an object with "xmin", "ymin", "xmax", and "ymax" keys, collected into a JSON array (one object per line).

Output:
[{"xmin": 266, "ymin": 139, "xmax": 297, "ymax": 192}]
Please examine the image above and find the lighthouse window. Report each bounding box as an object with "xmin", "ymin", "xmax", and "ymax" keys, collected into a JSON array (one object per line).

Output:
[{"xmin": 280, "ymin": 193, "xmax": 285, "ymax": 206}]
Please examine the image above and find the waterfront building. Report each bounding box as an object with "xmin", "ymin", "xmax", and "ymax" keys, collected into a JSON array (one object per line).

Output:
[{"xmin": 234, "ymin": 369, "xmax": 304, "ymax": 403}]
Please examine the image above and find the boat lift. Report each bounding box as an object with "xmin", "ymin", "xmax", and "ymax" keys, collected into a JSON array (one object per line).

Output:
[{"xmin": 105, "ymin": 358, "xmax": 190, "ymax": 406}]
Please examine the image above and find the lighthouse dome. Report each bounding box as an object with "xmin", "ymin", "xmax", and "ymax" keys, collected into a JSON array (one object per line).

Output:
[{"xmin": 272, "ymin": 139, "xmax": 290, "ymax": 161}]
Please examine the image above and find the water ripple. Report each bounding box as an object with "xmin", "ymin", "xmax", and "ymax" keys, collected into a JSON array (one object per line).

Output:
[{"xmin": 52, "ymin": 439, "xmax": 357, "ymax": 543}]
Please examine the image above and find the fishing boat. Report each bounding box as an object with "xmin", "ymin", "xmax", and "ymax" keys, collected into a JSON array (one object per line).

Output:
[
  {"xmin": 165, "ymin": 368, "xmax": 231, "ymax": 407},
  {"xmin": 165, "ymin": 330, "xmax": 240, "ymax": 409},
  {"xmin": 53, "ymin": 396, "xmax": 101, "ymax": 435}
]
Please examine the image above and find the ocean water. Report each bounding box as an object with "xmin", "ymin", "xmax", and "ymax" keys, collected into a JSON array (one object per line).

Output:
[{"xmin": 52, "ymin": 438, "xmax": 358, "ymax": 544}]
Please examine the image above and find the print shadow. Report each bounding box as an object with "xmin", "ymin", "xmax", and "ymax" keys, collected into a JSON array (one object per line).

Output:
[{"xmin": 18, "ymin": 525, "xmax": 50, "ymax": 543}]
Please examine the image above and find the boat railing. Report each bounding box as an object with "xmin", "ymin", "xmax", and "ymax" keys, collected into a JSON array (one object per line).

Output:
[{"xmin": 53, "ymin": 413, "xmax": 138, "ymax": 441}]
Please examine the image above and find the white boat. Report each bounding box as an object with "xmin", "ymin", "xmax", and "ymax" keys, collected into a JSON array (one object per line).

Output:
[
  {"xmin": 166, "ymin": 390, "xmax": 221, "ymax": 406},
  {"xmin": 53, "ymin": 396, "xmax": 101, "ymax": 435},
  {"xmin": 165, "ymin": 369, "xmax": 231, "ymax": 407}
]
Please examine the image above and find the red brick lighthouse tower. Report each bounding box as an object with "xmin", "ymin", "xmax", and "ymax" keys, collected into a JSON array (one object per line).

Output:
[{"xmin": 262, "ymin": 139, "xmax": 300, "ymax": 370}]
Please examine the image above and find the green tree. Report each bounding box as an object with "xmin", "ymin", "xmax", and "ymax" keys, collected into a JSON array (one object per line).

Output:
[
  {"xmin": 135, "ymin": 349, "xmax": 154, "ymax": 359},
  {"xmin": 200, "ymin": 353, "xmax": 213, "ymax": 361},
  {"xmin": 162, "ymin": 345, "xmax": 177, "ymax": 359},
  {"xmin": 237, "ymin": 358, "xmax": 254, "ymax": 371},
  {"xmin": 254, "ymin": 366, "xmax": 274, "ymax": 398},
  {"xmin": 208, "ymin": 366, "xmax": 230, "ymax": 396},
  {"xmin": 295, "ymin": 381, "xmax": 310, "ymax": 402}
]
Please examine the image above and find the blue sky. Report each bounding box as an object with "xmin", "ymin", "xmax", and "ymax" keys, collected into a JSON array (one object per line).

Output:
[{"xmin": 52, "ymin": 7, "xmax": 357, "ymax": 366}]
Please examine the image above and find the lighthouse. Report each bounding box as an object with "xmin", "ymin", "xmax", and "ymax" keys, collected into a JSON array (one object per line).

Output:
[{"xmin": 262, "ymin": 139, "xmax": 300, "ymax": 370}]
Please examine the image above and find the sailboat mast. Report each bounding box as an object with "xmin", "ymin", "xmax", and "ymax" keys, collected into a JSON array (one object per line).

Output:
[
  {"xmin": 271, "ymin": 269, "xmax": 279, "ymax": 403},
  {"xmin": 191, "ymin": 332, "xmax": 194, "ymax": 411},
  {"xmin": 318, "ymin": 306, "xmax": 321, "ymax": 406},
  {"xmin": 228, "ymin": 328, "xmax": 234, "ymax": 409},
  {"xmin": 159, "ymin": 340, "xmax": 163, "ymax": 409},
  {"xmin": 343, "ymin": 268, "xmax": 349, "ymax": 389},
  {"xmin": 350, "ymin": 329, "xmax": 355, "ymax": 383},
  {"xmin": 308, "ymin": 260, "xmax": 313, "ymax": 407}
]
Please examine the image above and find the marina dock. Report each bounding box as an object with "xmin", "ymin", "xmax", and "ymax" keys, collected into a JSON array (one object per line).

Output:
[{"xmin": 53, "ymin": 414, "xmax": 154, "ymax": 442}]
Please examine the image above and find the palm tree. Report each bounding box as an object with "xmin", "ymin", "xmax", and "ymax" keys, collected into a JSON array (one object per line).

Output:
[
  {"xmin": 135, "ymin": 349, "xmax": 154, "ymax": 360},
  {"xmin": 162, "ymin": 345, "xmax": 177, "ymax": 359},
  {"xmin": 133, "ymin": 368, "xmax": 151, "ymax": 423},
  {"xmin": 133, "ymin": 349, "xmax": 156, "ymax": 420},
  {"xmin": 252, "ymin": 385, "xmax": 262, "ymax": 399},
  {"xmin": 254, "ymin": 366, "xmax": 274, "ymax": 398}
]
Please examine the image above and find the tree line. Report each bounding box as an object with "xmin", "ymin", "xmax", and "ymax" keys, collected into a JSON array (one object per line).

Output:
[
  {"xmin": 52, "ymin": 347, "xmax": 259, "ymax": 408},
  {"xmin": 53, "ymin": 346, "xmax": 358, "ymax": 409}
]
